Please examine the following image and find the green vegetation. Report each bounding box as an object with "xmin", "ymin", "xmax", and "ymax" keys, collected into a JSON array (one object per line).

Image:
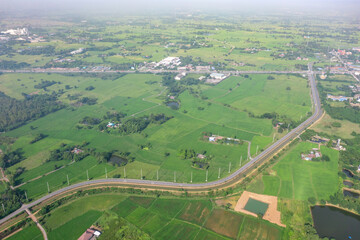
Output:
[{"xmin": 34, "ymin": 193, "xmax": 283, "ymax": 240}]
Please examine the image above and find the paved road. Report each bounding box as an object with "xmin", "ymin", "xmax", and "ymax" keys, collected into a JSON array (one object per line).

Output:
[
  {"xmin": 0, "ymin": 68, "xmax": 354, "ymax": 75},
  {"xmin": 0, "ymin": 65, "xmax": 323, "ymax": 225}
]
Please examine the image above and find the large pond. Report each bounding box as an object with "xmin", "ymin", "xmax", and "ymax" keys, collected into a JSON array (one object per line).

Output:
[{"xmin": 311, "ymin": 205, "xmax": 360, "ymax": 239}]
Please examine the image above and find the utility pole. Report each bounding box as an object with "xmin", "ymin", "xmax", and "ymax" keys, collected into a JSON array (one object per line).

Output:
[
  {"xmin": 256, "ymin": 145, "xmax": 259, "ymax": 155},
  {"xmin": 228, "ymin": 162, "xmax": 231, "ymax": 173},
  {"xmin": 87, "ymin": 170, "xmax": 89, "ymax": 181},
  {"xmin": 25, "ymin": 191, "xmax": 28, "ymax": 202},
  {"xmin": 124, "ymin": 167, "xmax": 126, "ymax": 178},
  {"xmin": 206, "ymin": 170, "xmax": 208, "ymax": 182},
  {"xmin": 218, "ymin": 168, "xmax": 221, "ymax": 178},
  {"xmin": 141, "ymin": 168, "xmax": 143, "ymax": 179},
  {"xmin": 190, "ymin": 172, "xmax": 193, "ymax": 183},
  {"xmin": 239, "ymin": 156, "xmax": 242, "ymax": 166},
  {"xmin": 273, "ymin": 134, "xmax": 276, "ymax": 143},
  {"xmin": 174, "ymin": 171, "xmax": 176, "ymax": 183},
  {"xmin": 47, "ymin": 182, "xmax": 50, "ymax": 193},
  {"xmin": 157, "ymin": 169, "xmax": 159, "ymax": 181},
  {"xmin": 105, "ymin": 167, "xmax": 107, "ymax": 179},
  {"xmin": 1, "ymin": 203, "xmax": 4, "ymax": 212},
  {"xmin": 67, "ymin": 174, "xmax": 69, "ymax": 186}
]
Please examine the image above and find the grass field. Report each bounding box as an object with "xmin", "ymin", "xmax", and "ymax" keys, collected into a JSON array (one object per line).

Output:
[{"xmin": 311, "ymin": 113, "xmax": 360, "ymax": 139}]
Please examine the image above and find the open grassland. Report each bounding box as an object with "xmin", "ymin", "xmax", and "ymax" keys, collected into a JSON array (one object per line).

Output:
[
  {"xmin": 212, "ymin": 74, "xmax": 311, "ymax": 120},
  {"xmin": 310, "ymin": 113, "xmax": 360, "ymax": 139},
  {"xmin": 260, "ymin": 142, "xmax": 339, "ymax": 201},
  {"xmin": 38, "ymin": 194, "xmax": 283, "ymax": 240}
]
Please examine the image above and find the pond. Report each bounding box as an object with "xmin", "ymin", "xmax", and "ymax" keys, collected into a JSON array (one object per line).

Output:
[
  {"xmin": 343, "ymin": 189, "xmax": 360, "ymax": 199},
  {"xmin": 343, "ymin": 169, "xmax": 354, "ymax": 178},
  {"xmin": 109, "ymin": 155, "xmax": 128, "ymax": 167},
  {"xmin": 311, "ymin": 205, "xmax": 360, "ymax": 240},
  {"xmin": 343, "ymin": 181, "xmax": 354, "ymax": 187},
  {"xmin": 166, "ymin": 101, "xmax": 179, "ymax": 110}
]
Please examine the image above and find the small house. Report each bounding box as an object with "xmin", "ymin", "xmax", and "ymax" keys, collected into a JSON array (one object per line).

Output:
[
  {"xmin": 197, "ymin": 154, "xmax": 206, "ymax": 159},
  {"xmin": 107, "ymin": 122, "xmax": 115, "ymax": 128},
  {"xmin": 209, "ymin": 137, "xmax": 216, "ymax": 142}
]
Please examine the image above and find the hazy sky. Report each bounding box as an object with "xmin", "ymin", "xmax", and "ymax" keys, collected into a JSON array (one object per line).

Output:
[{"xmin": 0, "ymin": 0, "xmax": 359, "ymax": 16}]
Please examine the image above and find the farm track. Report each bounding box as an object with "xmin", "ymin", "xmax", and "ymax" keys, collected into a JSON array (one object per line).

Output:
[{"xmin": 0, "ymin": 66, "xmax": 323, "ymax": 225}]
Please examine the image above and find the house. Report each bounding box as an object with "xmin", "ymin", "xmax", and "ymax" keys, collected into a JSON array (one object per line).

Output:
[
  {"xmin": 196, "ymin": 66, "xmax": 210, "ymax": 72},
  {"xmin": 209, "ymin": 137, "xmax": 216, "ymax": 142},
  {"xmin": 301, "ymin": 150, "xmax": 322, "ymax": 161},
  {"xmin": 197, "ymin": 154, "xmax": 206, "ymax": 159},
  {"xmin": 78, "ymin": 228, "xmax": 101, "ymax": 240},
  {"xmin": 70, "ymin": 48, "xmax": 84, "ymax": 55},
  {"xmin": 210, "ymin": 73, "xmax": 226, "ymax": 80},
  {"xmin": 199, "ymin": 76, "xmax": 206, "ymax": 81},
  {"xmin": 175, "ymin": 72, "xmax": 186, "ymax": 80},
  {"xmin": 327, "ymin": 94, "xmax": 350, "ymax": 102},
  {"xmin": 107, "ymin": 122, "xmax": 115, "ymax": 128},
  {"xmin": 358, "ymin": 165, "xmax": 360, "ymax": 172},
  {"xmin": 71, "ymin": 148, "xmax": 84, "ymax": 154}
]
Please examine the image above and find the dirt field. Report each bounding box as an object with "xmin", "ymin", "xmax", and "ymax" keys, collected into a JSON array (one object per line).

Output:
[{"xmin": 234, "ymin": 191, "xmax": 286, "ymax": 227}]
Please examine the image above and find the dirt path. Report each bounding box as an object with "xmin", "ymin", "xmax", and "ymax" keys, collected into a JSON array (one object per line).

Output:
[{"xmin": 25, "ymin": 208, "xmax": 48, "ymax": 240}]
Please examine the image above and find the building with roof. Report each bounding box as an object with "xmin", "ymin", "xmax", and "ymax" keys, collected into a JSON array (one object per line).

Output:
[
  {"xmin": 327, "ymin": 94, "xmax": 351, "ymax": 102},
  {"xmin": 78, "ymin": 228, "xmax": 101, "ymax": 240},
  {"xmin": 210, "ymin": 73, "xmax": 226, "ymax": 80},
  {"xmin": 175, "ymin": 72, "xmax": 186, "ymax": 80}
]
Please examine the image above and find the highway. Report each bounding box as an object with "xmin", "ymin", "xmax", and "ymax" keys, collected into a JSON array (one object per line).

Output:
[{"xmin": 0, "ymin": 64, "xmax": 323, "ymax": 225}]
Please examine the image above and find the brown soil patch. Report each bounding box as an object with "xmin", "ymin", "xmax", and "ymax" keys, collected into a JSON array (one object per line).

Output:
[
  {"xmin": 215, "ymin": 195, "xmax": 240, "ymax": 210},
  {"xmin": 205, "ymin": 208, "xmax": 243, "ymax": 239},
  {"xmin": 235, "ymin": 191, "xmax": 285, "ymax": 227}
]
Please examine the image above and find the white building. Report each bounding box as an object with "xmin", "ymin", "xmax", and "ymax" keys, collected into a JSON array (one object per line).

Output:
[
  {"xmin": 1, "ymin": 28, "xmax": 28, "ymax": 36},
  {"xmin": 156, "ymin": 57, "xmax": 181, "ymax": 68},
  {"xmin": 210, "ymin": 73, "xmax": 226, "ymax": 80},
  {"xmin": 175, "ymin": 72, "xmax": 186, "ymax": 80},
  {"xmin": 70, "ymin": 48, "xmax": 84, "ymax": 55}
]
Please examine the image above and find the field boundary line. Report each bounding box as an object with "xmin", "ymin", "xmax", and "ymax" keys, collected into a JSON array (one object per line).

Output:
[{"xmin": 236, "ymin": 215, "xmax": 246, "ymax": 240}]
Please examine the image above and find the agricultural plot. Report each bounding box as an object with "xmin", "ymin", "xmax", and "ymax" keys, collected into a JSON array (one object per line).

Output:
[
  {"xmin": 178, "ymin": 200, "xmax": 212, "ymax": 225},
  {"xmin": 32, "ymin": 194, "xmax": 285, "ymax": 240},
  {"xmin": 5, "ymin": 225, "xmax": 42, "ymax": 240},
  {"xmin": 239, "ymin": 216, "xmax": 283, "ymax": 240},
  {"xmin": 214, "ymin": 74, "xmax": 311, "ymax": 120},
  {"xmin": 47, "ymin": 210, "xmax": 102, "ymax": 240},
  {"xmin": 204, "ymin": 208, "xmax": 243, "ymax": 239},
  {"xmin": 263, "ymin": 142, "xmax": 339, "ymax": 200}
]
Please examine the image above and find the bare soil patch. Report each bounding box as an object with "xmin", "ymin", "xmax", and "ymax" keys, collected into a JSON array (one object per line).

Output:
[{"xmin": 235, "ymin": 191, "xmax": 285, "ymax": 227}]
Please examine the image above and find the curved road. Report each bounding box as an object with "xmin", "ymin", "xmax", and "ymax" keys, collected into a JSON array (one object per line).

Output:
[{"xmin": 0, "ymin": 65, "xmax": 322, "ymax": 225}]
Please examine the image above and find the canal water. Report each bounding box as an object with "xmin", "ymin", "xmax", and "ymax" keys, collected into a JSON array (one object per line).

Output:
[{"xmin": 311, "ymin": 205, "xmax": 360, "ymax": 239}]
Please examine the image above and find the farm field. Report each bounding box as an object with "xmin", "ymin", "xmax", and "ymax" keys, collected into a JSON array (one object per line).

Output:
[
  {"xmin": 250, "ymin": 142, "xmax": 339, "ymax": 201},
  {"xmin": 0, "ymin": 70, "xmax": 312, "ymax": 200},
  {"xmin": 32, "ymin": 193, "xmax": 284, "ymax": 240}
]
